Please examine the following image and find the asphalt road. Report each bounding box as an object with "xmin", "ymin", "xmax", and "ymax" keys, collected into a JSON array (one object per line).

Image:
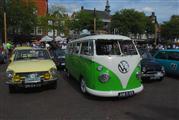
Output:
[{"xmin": 0, "ymin": 64, "xmax": 179, "ymax": 120}]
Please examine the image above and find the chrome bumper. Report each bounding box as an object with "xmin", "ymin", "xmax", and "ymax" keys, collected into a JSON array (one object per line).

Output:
[{"xmin": 6, "ymin": 78, "xmax": 57, "ymax": 86}]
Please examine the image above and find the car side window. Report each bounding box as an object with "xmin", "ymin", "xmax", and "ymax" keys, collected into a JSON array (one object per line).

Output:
[
  {"xmin": 155, "ymin": 51, "xmax": 168, "ymax": 59},
  {"xmin": 168, "ymin": 52, "xmax": 179, "ymax": 61}
]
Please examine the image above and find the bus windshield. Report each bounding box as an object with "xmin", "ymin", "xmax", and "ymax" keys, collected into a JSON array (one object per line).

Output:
[{"xmin": 96, "ymin": 40, "xmax": 137, "ymax": 55}]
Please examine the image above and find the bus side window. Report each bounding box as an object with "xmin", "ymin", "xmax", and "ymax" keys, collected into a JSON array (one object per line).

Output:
[
  {"xmin": 74, "ymin": 42, "xmax": 81, "ymax": 54},
  {"xmin": 88, "ymin": 41, "xmax": 94, "ymax": 56},
  {"xmin": 81, "ymin": 42, "xmax": 89, "ymax": 55}
]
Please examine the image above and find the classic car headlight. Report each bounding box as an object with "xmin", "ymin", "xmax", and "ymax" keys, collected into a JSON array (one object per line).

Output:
[
  {"xmin": 6, "ymin": 70, "xmax": 14, "ymax": 79},
  {"xmin": 13, "ymin": 74, "xmax": 21, "ymax": 82},
  {"xmin": 44, "ymin": 72, "xmax": 50, "ymax": 80},
  {"xmin": 98, "ymin": 73, "xmax": 110, "ymax": 83},
  {"xmin": 161, "ymin": 66, "xmax": 165, "ymax": 73},
  {"xmin": 142, "ymin": 66, "xmax": 146, "ymax": 72},
  {"xmin": 50, "ymin": 68, "xmax": 57, "ymax": 78}
]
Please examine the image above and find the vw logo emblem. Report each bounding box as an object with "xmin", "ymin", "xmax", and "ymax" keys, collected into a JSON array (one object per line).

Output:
[{"xmin": 118, "ymin": 60, "xmax": 129, "ymax": 74}]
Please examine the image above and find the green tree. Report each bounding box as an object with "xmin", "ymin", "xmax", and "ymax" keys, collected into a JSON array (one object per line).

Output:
[
  {"xmin": 111, "ymin": 9, "xmax": 147, "ymax": 36},
  {"xmin": 161, "ymin": 15, "xmax": 179, "ymax": 42},
  {"xmin": 70, "ymin": 11, "xmax": 103, "ymax": 33},
  {"xmin": 6, "ymin": 0, "xmax": 37, "ymax": 34}
]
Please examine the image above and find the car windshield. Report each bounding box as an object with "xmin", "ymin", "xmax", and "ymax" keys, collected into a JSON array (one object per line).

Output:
[
  {"xmin": 139, "ymin": 49, "xmax": 153, "ymax": 59},
  {"xmin": 96, "ymin": 40, "xmax": 137, "ymax": 55},
  {"xmin": 14, "ymin": 49, "xmax": 50, "ymax": 61}
]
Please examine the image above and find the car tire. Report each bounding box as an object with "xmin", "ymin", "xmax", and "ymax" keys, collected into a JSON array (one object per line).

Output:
[
  {"xmin": 51, "ymin": 81, "xmax": 57, "ymax": 89},
  {"xmin": 158, "ymin": 78, "xmax": 164, "ymax": 81},
  {"xmin": 9, "ymin": 85, "xmax": 16, "ymax": 93},
  {"xmin": 80, "ymin": 78, "xmax": 86, "ymax": 94}
]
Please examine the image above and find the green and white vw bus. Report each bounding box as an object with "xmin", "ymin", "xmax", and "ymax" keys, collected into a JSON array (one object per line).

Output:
[{"xmin": 66, "ymin": 34, "xmax": 143, "ymax": 97}]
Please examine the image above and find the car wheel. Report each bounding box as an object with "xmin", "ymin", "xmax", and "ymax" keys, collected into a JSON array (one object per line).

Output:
[
  {"xmin": 80, "ymin": 78, "xmax": 86, "ymax": 93},
  {"xmin": 51, "ymin": 81, "xmax": 57, "ymax": 89},
  {"xmin": 9, "ymin": 85, "xmax": 16, "ymax": 93}
]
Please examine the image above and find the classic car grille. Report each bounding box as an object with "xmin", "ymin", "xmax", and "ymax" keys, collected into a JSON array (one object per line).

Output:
[
  {"xmin": 146, "ymin": 65, "xmax": 161, "ymax": 71},
  {"xmin": 15, "ymin": 71, "xmax": 49, "ymax": 80}
]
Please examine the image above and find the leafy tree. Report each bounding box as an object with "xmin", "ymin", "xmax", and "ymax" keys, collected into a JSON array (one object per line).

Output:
[
  {"xmin": 6, "ymin": 0, "xmax": 37, "ymax": 34},
  {"xmin": 161, "ymin": 15, "xmax": 179, "ymax": 41},
  {"xmin": 111, "ymin": 9, "xmax": 147, "ymax": 36},
  {"xmin": 70, "ymin": 11, "xmax": 103, "ymax": 33}
]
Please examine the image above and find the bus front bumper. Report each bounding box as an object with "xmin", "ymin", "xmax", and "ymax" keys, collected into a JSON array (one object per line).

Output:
[{"xmin": 86, "ymin": 85, "xmax": 144, "ymax": 97}]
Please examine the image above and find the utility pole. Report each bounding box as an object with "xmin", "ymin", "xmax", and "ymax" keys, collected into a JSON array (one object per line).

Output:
[
  {"xmin": 4, "ymin": 12, "xmax": 7, "ymax": 44},
  {"xmin": 3, "ymin": 0, "xmax": 7, "ymax": 44},
  {"xmin": 93, "ymin": 8, "xmax": 96, "ymax": 34}
]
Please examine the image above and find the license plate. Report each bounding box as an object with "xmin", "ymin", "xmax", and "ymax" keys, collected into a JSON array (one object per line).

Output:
[
  {"xmin": 119, "ymin": 91, "xmax": 134, "ymax": 97},
  {"xmin": 25, "ymin": 83, "xmax": 41, "ymax": 88}
]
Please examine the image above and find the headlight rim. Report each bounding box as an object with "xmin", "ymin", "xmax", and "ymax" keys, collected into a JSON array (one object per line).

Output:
[
  {"xmin": 98, "ymin": 73, "xmax": 110, "ymax": 83},
  {"xmin": 6, "ymin": 70, "xmax": 14, "ymax": 79}
]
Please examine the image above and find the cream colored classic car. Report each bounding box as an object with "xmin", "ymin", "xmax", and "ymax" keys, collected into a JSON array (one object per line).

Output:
[{"xmin": 6, "ymin": 46, "xmax": 58, "ymax": 93}]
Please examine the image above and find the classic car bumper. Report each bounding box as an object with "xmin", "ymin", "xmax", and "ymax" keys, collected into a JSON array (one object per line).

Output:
[
  {"xmin": 141, "ymin": 72, "xmax": 164, "ymax": 80},
  {"xmin": 6, "ymin": 78, "xmax": 58, "ymax": 88},
  {"xmin": 86, "ymin": 85, "xmax": 143, "ymax": 97}
]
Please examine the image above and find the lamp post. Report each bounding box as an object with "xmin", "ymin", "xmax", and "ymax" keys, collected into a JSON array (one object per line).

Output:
[
  {"xmin": 151, "ymin": 12, "xmax": 157, "ymax": 46},
  {"xmin": 93, "ymin": 8, "xmax": 96, "ymax": 34}
]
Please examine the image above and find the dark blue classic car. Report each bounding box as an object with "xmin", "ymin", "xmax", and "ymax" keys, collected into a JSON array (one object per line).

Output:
[{"xmin": 139, "ymin": 49, "xmax": 165, "ymax": 81}]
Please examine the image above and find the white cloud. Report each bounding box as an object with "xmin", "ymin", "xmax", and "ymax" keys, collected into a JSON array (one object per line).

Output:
[{"xmin": 142, "ymin": 7, "xmax": 154, "ymax": 13}]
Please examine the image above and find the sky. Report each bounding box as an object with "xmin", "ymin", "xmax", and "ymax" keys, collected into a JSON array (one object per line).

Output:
[{"xmin": 48, "ymin": 0, "xmax": 179, "ymax": 23}]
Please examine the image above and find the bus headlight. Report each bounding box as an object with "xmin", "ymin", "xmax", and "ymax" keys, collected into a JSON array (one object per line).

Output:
[
  {"xmin": 6, "ymin": 70, "xmax": 14, "ymax": 79},
  {"xmin": 98, "ymin": 73, "xmax": 110, "ymax": 83}
]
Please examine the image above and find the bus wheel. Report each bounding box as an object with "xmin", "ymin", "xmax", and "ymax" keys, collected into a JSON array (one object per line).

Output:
[{"xmin": 80, "ymin": 78, "xmax": 86, "ymax": 93}]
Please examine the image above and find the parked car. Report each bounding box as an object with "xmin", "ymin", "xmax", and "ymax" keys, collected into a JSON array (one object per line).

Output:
[
  {"xmin": 6, "ymin": 46, "xmax": 58, "ymax": 93},
  {"xmin": 154, "ymin": 49, "xmax": 179, "ymax": 76},
  {"xmin": 139, "ymin": 49, "xmax": 165, "ymax": 81},
  {"xmin": 50, "ymin": 48, "xmax": 66, "ymax": 69}
]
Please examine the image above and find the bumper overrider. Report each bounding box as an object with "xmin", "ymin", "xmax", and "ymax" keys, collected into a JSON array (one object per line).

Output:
[{"xmin": 85, "ymin": 85, "xmax": 144, "ymax": 97}]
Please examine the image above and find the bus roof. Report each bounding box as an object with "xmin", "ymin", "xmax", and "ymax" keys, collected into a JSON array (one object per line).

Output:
[{"xmin": 70, "ymin": 34, "xmax": 131, "ymax": 43}]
